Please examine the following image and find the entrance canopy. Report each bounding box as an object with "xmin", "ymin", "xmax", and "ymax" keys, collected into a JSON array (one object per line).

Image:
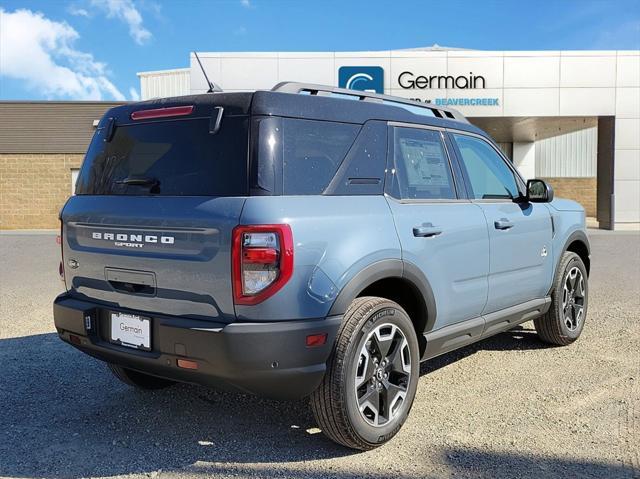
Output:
[{"xmin": 469, "ymin": 116, "xmax": 597, "ymax": 143}]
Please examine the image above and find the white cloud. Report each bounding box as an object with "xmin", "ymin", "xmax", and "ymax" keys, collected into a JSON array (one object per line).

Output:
[
  {"xmin": 68, "ymin": 5, "xmax": 90, "ymax": 17},
  {"xmin": 91, "ymin": 0, "xmax": 151, "ymax": 45},
  {"xmin": 0, "ymin": 8, "xmax": 125, "ymax": 100},
  {"xmin": 129, "ymin": 87, "xmax": 140, "ymax": 101},
  {"xmin": 240, "ymin": 0, "xmax": 252, "ymax": 8}
]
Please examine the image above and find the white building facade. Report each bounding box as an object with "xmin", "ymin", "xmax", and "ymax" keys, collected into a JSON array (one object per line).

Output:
[{"xmin": 138, "ymin": 48, "xmax": 640, "ymax": 230}]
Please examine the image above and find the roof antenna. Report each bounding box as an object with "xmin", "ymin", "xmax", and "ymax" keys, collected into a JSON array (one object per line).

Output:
[{"xmin": 193, "ymin": 51, "xmax": 223, "ymax": 93}]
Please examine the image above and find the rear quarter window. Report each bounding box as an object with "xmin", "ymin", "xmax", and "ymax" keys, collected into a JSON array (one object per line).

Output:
[{"xmin": 282, "ymin": 119, "xmax": 360, "ymax": 195}]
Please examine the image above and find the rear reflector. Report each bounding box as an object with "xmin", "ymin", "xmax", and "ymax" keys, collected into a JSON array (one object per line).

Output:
[
  {"xmin": 306, "ymin": 333, "xmax": 327, "ymax": 347},
  {"xmin": 177, "ymin": 359, "xmax": 199, "ymax": 370},
  {"xmin": 242, "ymin": 247, "xmax": 278, "ymax": 264},
  {"xmin": 131, "ymin": 105, "xmax": 194, "ymax": 121},
  {"xmin": 69, "ymin": 334, "xmax": 81, "ymax": 345}
]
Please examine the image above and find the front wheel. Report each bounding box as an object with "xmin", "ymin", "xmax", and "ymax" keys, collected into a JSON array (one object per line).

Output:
[
  {"xmin": 534, "ymin": 251, "xmax": 589, "ymax": 345},
  {"xmin": 310, "ymin": 297, "xmax": 420, "ymax": 450}
]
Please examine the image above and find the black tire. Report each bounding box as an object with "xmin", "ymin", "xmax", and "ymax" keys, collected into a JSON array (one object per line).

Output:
[
  {"xmin": 534, "ymin": 252, "xmax": 588, "ymax": 346},
  {"xmin": 310, "ymin": 296, "xmax": 420, "ymax": 450},
  {"xmin": 107, "ymin": 363, "xmax": 175, "ymax": 390}
]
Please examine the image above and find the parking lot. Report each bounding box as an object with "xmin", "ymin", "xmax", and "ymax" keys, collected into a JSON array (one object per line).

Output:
[{"xmin": 0, "ymin": 231, "xmax": 638, "ymax": 479}]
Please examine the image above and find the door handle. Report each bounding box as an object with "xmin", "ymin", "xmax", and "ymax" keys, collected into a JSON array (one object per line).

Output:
[
  {"xmin": 413, "ymin": 224, "xmax": 442, "ymax": 237},
  {"xmin": 494, "ymin": 218, "xmax": 514, "ymax": 230}
]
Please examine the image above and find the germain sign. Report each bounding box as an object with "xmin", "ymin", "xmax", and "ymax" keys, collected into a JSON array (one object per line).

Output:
[
  {"xmin": 338, "ymin": 66, "xmax": 499, "ymax": 106},
  {"xmin": 398, "ymin": 71, "xmax": 486, "ymax": 89},
  {"xmin": 434, "ymin": 97, "xmax": 499, "ymax": 106},
  {"xmin": 338, "ymin": 66, "xmax": 384, "ymax": 94},
  {"xmin": 396, "ymin": 70, "xmax": 499, "ymax": 107}
]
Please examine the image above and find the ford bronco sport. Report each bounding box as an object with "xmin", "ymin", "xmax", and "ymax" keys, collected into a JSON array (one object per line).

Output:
[{"xmin": 54, "ymin": 82, "xmax": 590, "ymax": 450}]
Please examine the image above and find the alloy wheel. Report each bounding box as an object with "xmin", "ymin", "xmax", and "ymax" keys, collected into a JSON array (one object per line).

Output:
[
  {"xmin": 562, "ymin": 266, "xmax": 585, "ymax": 331},
  {"xmin": 354, "ymin": 323, "xmax": 412, "ymax": 427}
]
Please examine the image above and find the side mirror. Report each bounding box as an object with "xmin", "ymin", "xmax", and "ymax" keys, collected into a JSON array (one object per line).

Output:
[{"xmin": 527, "ymin": 179, "xmax": 554, "ymax": 203}]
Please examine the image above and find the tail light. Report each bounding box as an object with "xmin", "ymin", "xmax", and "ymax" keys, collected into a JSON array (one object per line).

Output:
[
  {"xmin": 232, "ymin": 224, "xmax": 293, "ymax": 305},
  {"xmin": 130, "ymin": 105, "xmax": 193, "ymax": 121}
]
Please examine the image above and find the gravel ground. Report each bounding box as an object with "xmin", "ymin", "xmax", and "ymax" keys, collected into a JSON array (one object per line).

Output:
[{"xmin": 0, "ymin": 231, "xmax": 638, "ymax": 479}]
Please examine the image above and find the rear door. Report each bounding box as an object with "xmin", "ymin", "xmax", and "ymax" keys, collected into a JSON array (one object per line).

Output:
[
  {"xmin": 385, "ymin": 124, "xmax": 489, "ymax": 330},
  {"xmin": 61, "ymin": 105, "xmax": 249, "ymax": 322},
  {"xmin": 448, "ymin": 132, "xmax": 554, "ymax": 313}
]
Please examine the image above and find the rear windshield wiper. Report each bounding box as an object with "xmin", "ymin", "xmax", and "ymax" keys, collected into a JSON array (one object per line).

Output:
[{"xmin": 115, "ymin": 176, "xmax": 159, "ymax": 187}]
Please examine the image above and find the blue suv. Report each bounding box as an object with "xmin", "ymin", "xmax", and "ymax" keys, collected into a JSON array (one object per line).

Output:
[{"xmin": 54, "ymin": 82, "xmax": 590, "ymax": 450}]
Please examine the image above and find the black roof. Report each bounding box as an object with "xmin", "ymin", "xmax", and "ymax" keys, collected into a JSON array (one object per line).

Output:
[
  {"xmin": 99, "ymin": 90, "xmax": 486, "ymax": 137},
  {"xmin": 252, "ymin": 91, "xmax": 484, "ymax": 134}
]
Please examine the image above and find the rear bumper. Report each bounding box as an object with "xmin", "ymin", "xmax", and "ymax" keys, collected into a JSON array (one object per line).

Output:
[{"xmin": 53, "ymin": 294, "xmax": 341, "ymax": 399}]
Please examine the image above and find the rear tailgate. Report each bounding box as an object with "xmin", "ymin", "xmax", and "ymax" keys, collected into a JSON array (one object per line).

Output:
[
  {"xmin": 61, "ymin": 196, "xmax": 243, "ymax": 322},
  {"xmin": 60, "ymin": 96, "xmax": 251, "ymax": 322}
]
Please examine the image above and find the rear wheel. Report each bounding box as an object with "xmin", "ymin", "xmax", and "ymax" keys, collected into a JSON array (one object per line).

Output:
[
  {"xmin": 107, "ymin": 363, "xmax": 175, "ymax": 390},
  {"xmin": 534, "ymin": 251, "xmax": 588, "ymax": 345},
  {"xmin": 310, "ymin": 296, "xmax": 420, "ymax": 450}
]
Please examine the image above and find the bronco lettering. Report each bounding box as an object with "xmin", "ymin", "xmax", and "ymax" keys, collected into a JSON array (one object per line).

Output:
[{"xmin": 91, "ymin": 231, "xmax": 175, "ymax": 245}]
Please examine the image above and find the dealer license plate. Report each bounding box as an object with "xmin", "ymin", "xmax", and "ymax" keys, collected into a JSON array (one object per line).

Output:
[{"xmin": 110, "ymin": 312, "xmax": 151, "ymax": 351}]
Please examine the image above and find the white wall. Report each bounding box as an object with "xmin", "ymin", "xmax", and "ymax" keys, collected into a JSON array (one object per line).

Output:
[
  {"xmin": 513, "ymin": 142, "xmax": 536, "ymax": 180},
  {"xmin": 613, "ymin": 52, "xmax": 640, "ymax": 226}
]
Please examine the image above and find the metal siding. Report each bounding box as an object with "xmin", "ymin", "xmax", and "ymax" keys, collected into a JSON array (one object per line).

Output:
[
  {"xmin": 139, "ymin": 69, "xmax": 190, "ymax": 100},
  {"xmin": 0, "ymin": 102, "xmax": 124, "ymax": 154},
  {"xmin": 535, "ymin": 127, "xmax": 597, "ymax": 177}
]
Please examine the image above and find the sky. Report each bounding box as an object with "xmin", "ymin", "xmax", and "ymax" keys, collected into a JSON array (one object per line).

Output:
[{"xmin": 1, "ymin": 0, "xmax": 639, "ymax": 101}]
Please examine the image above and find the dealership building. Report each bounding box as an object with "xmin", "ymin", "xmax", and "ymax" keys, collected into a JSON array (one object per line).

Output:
[{"xmin": 1, "ymin": 46, "xmax": 638, "ymax": 230}]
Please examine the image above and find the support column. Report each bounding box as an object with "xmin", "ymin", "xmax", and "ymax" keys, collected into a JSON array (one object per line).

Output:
[{"xmin": 597, "ymin": 116, "xmax": 615, "ymax": 230}]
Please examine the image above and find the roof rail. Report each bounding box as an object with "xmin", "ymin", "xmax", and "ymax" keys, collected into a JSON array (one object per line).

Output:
[{"xmin": 271, "ymin": 81, "xmax": 468, "ymax": 123}]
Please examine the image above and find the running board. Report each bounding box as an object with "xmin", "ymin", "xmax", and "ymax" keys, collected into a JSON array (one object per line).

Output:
[{"xmin": 422, "ymin": 297, "xmax": 551, "ymax": 360}]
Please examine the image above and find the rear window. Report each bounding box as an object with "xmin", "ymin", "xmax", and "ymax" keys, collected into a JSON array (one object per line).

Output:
[{"xmin": 76, "ymin": 116, "xmax": 248, "ymax": 196}]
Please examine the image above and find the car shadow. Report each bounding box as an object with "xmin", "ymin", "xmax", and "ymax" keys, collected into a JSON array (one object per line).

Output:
[
  {"xmin": 2, "ymin": 330, "xmax": 629, "ymax": 479},
  {"xmin": 439, "ymin": 447, "xmax": 634, "ymax": 479},
  {"xmin": 154, "ymin": 450, "xmax": 635, "ymax": 479}
]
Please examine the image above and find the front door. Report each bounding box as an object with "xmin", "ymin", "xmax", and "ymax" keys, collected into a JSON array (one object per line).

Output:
[
  {"xmin": 448, "ymin": 132, "xmax": 554, "ymax": 314},
  {"xmin": 385, "ymin": 125, "xmax": 489, "ymax": 330}
]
